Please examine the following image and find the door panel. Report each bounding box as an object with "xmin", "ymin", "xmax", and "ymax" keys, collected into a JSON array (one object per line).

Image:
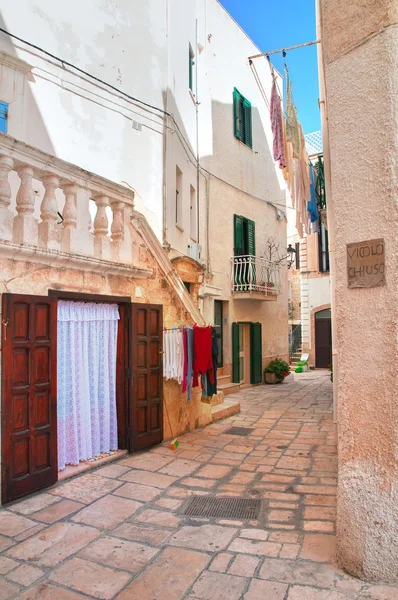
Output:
[
  {"xmin": 315, "ymin": 318, "xmax": 332, "ymax": 368},
  {"xmin": 2, "ymin": 294, "xmax": 57, "ymax": 504},
  {"xmin": 131, "ymin": 304, "xmax": 163, "ymax": 451},
  {"xmin": 250, "ymin": 322, "xmax": 263, "ymax": 384}
]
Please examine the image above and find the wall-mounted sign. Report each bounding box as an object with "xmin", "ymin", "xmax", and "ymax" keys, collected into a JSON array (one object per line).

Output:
[{"xmin": 347, "ymin": 238, "xmax": 385, "ymax": 288}]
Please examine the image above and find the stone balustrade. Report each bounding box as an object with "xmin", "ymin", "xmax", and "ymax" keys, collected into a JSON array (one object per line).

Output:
[{"xmin": 0, "ymin": 133, "xmax": 137, "ymax": 269}]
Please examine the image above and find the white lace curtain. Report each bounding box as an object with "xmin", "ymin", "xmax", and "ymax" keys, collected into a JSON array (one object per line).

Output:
[{"xmin": 57, "ymin": 301, "xmax": 119, "ymax": 471}]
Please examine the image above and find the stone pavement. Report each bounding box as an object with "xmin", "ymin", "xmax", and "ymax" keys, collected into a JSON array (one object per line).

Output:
[{"xmin": 0, "ymin": 371, "xmax": 397, "ymax": 599}]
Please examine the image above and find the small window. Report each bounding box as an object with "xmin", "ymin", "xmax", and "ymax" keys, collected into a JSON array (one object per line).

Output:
[
  {"xmin": 176, "ymin": 166, "xmax": 183, "ymax": 229},
  {"xmin": 190, "ymin": 184, "xmax": 197, "ymax": 240},
  {"xmin": 0, "ymin": 101, "xmax": 8, "ymax": 133},
  {"xmin": 233, "ymin": 88, "xmax": 252, "ymax": 148},
  {"xmin": 189, "ymin": 45, "xmax": 195, "ymax": 93}
]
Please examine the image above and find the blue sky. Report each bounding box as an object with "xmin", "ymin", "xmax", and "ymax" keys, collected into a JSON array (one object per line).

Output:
[{"xmin": 220, "ymin": 0, "xmax": 320, "ymax": 134}]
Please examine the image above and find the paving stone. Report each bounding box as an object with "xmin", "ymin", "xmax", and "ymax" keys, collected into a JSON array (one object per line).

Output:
[
  {"xmin": 259, "ymin": 557, "xmax": 335, "ymax": 587},
  {"xmin": 135, "ymin": 509, "xmax": 180, "ymax": 528},
  {"xmin": 228, "ymin": 554, "xmax": 260, "ymax": 577},
  {"xmin": 112, "ymin": 523, "xmax": 171, "ymax": 546},
  {"xmin": 17, "ymin": 583, "xmax": 87, "ymax": 599},
  {"xmin": 300, "ymin": 534, "xmax": 336, "ymax": 563},
  {"xmin": 189, "ymin": 570, "xmax": 247, "ymax": 600},
  {"xmin": 239, "ymin": 529, "xmax": 269, "ymax": 541},
  {"xmin": 155, "ymin": 497, "xmax": 183, "ymax": 510},
  {"xmin": 363, "ymin": 585, "xmax": 398, "ymax": 599},
  {"xmin": 244, "ymin": 578, "xmax": 288, "ymax": 599},
  {"xmin": 33, "ymin": 500, "xmax": 84, "ymax": 524},
  {"xmin": 5, "ymin": 564, "xmax": 44, "ymax": 586},
  {"xmin": 159, "ymin": 459, "xmax": 199, "ymax": 477},
  {"xmin": 112, "ymin": 482, "xmax": 160, "ymax": 502},
  {"xmin": 78, "ymin": 535, "xmax": 158, "ymax": 572},
  {"xmin": 169, "ymin": 525, "xmax": 237, "ymax": 552},
  {"xmin": 14, "ymin": 524, "xmax": 47, "ymax": 542},
  {"xmin": 303, "ymin": 520, "xmax": 335, "ymax": 533},
  {"xmin": 95, "ymin": 464, "xmax": 132, "ymax": 479},
  {"xmin": 72, "ymin": 494, "xmax": 142, "ymax": 529},
  {"xmin": 50, "ymin": 557, "xmax": 131, "ymax": 599},
  {"xmin": 228, "ymin": 538, "xmax": 281, "ymax": 557},
  {"xmin": 120, "ymin": 469, "xmax": 177, "ymax": 488},
  {"xmin": 209, "ymin": 553, "xmax": 233, "ymax": 573},
  {"xmin": 115, "ymin": 547, "xmax": 210, "ymax": 600},
  {"xmin": 49, "ymin": 474, "xmax": 122, "ymax": 504},
  {"xmin": 0, "ymin": 537, "xmax": 14, "ymax": 553},
  {"xmin": 304, "ymin": 506, "xmax": 337, "ymax": 520},
  {"xmin": 286, "ymin": 586, "xmax": 348, "ymax": 599},
  {"xmin": 119, "ymin": 453, "xmax": 174, "ymax": 471},
  {"xmin": 305, "ymin": 495, "xmax": 337, "ymax": 506},
  {"xmin": 0, "ymin": 512, "xmax": 37, "ymax": 538},
  {"xmin": 279, "ymin": 543, "xmax": 300, "ymax": 559},
  {"xmin": 6, "ymin": 522, "xmax": 100, "ymax": 567},
  {"xmin": 0, "ymin": 579, "xmax": 19, "ymax": 599},
  {"xmin": 8, "ymin": 494, "xmax": 60, "ymax": 516},
  {"xmin": 0, "ymin": 557, "xmax": 19, "ymax": 575},
  {"xmin": 196, "ymin": 465, "xmax": 233, "ymax": 479},
  {"xmin": 268, "ymin": 509, "xmax": 296, "ymax": 523}
]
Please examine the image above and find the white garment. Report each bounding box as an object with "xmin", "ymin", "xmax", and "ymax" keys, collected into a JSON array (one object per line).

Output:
[
  {"xmin": 163, "ymin": 329, "xmax": 184, "ymax": 384},
  {"xmin": 57, "ymin": 301, "xmax": 119, "ymax": 471}
]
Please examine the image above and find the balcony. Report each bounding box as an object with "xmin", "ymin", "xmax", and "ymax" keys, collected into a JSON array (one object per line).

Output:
[
  {"xmin": 231, "ymin": 255, "xmax": 281, "ymax": 300},
  {"xmin": 0, "ymin": 133, "xmax": 151, "ymax": 278}
]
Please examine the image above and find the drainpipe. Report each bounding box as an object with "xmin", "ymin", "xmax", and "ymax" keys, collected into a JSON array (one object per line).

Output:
[{"xmin": 316, "ymin": 0, "xmax": 338, "ymax": 422}]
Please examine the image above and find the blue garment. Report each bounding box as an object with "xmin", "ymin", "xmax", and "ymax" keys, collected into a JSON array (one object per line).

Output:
[
  {"xmin": 307, "ymin": 163, "xmax": 318, "ymax": 223},
  {"xmin": 186, "ymin": 326, "xmax": 194, "ymax": 400}
]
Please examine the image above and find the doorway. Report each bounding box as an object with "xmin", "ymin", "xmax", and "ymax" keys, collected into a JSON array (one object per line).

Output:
[
  {"xmin": 232, "ymin": 321, "xmax": 262, "ymax": 385},
  {"xmin": 1, "ymin": 292, "xmax": 163, "ymax": 504},
  {"xmin": 315, "ymin": 308, "xmax": 332, "ymax": 368}
]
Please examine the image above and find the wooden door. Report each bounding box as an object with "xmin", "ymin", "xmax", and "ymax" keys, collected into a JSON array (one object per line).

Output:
[
  {"xmin": 1, "ymin": 294, "xmax": 57, "ymax": 504},
  {"xmin": 315, "ymin": 318, "xmax": 332, "ymax": 368},
  {"xmin": 130, "ymin": 304, "xmax": 163, "ymax": 451}
]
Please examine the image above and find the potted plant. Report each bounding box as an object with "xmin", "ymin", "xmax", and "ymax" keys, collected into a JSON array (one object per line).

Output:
[{"xmin": 264, "ymin": 358, "xmax": 290, "ymax": 384}]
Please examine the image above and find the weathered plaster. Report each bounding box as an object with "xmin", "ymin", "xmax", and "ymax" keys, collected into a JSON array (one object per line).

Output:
[{"xmin": 321, "ymin": 0, "xmax": 398, "ymax": 581}]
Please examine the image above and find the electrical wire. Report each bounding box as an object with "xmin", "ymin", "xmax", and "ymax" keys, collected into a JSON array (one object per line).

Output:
[{"xmin": 0, "ymin": 26, "xmax": 290, "ymax": 214}]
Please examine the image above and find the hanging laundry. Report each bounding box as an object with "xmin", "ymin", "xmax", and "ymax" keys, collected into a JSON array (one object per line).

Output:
[
  {"xmin": 163, "ymin": 328, "xmax": 184, "ymax": 384},
  {"xmin": 307, "ymin": 162, "xmax": 318, "ymax": 223},
  {"xmin": 185, "ymin": 326, "xmax": 194, "ymax": 401},
  {"xmin": 206, "ymin": 327, "xmax": 219, "ymax": 397},
  {"xmin": 270, "ymin": 78, "xmax": 286, "ymax": 169},
  {"xmin": 193, "ymin": 325, "xmax": 214, "ymax": 388},
  {"xmin": 285, "ymin": 66, "xmax": 301, "ymax": 158}
]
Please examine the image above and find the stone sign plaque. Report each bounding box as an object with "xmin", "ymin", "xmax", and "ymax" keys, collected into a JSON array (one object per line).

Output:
[{"xmin": 347, "ymin": 238, "xmax": 385, "ymax": 288}]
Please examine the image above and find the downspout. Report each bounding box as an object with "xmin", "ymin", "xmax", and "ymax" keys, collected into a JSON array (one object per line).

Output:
[{"xmin": 316, "ymin": 0, "xmax": 338, "ymax": 422}]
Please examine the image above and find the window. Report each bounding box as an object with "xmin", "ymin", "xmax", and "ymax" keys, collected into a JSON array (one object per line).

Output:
[
  {"xmin": 190, "ymin": 184, "xmax": 197, "ymax": 240},
  {"xmin": 233, "ymin": 88, "xmax": 252, "ymax": 148},
  {"xmin": 318, "ymin": 221, "xmax": 330, "ymax": 273},
  {"xmin": 214, "ymin": 300, "xmax": 223, "ymax": 367},
  {"xmin": 234, "ymin": 214, "xmax": 255, "ymax": 257},
  {"xmin": 183, "ymin": 281, "xmax": 191, "ymax": 293},
  {"xmin": 189, "ymin": 45, "xmax": 195, "ymax": 93},
  {"xmin": 0, "ymin": 101, "xmax": 8, "ymax": 133},
  {"xmin": 295, "ymin": 242, "xmax": 300, "ymax": 270},
  {"xmin": 175, "ymin": 166, "xmax": 183, "ymax": 229}
]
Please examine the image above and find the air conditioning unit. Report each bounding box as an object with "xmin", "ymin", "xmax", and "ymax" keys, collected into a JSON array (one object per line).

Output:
[{"xmin": 187, "ymin": 243, "xmax": 202, "ymax": 262}]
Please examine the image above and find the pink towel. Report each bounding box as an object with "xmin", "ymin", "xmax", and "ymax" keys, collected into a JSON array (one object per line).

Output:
[{"xmin": 270, "ymin": 79, "xmax": 286, "ymax": 169}]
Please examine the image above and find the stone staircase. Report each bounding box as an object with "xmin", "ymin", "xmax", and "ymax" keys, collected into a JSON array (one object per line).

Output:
[
  {"xmin": 201, "ymin": 367, "xmax": 241, "ymax": 422},
  {"xmin": 289, "ymin": 348, "xmax": 303, "ymax": 371}
]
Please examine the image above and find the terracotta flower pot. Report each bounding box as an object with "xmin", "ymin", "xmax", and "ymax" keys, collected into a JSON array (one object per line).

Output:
[{"xmin": 264, "ymin": 372, "xmax": 284, "ymax": 385}]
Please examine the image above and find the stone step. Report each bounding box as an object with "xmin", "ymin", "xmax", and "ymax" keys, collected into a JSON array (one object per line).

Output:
[
  {"xmin": 211, "ymin": 397, "xmax": 241, "ymax": 422},
  {"xmin": 218, "ymin": 374, "xmax": 231, "ymax": 384},
  {"xmin": 217, "ymin": 382, "xmax": 241, "ymax": 396}
]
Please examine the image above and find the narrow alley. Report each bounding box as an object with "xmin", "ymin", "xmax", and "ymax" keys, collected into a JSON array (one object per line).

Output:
[{"xmin": 0, "ymin": 372, "xmax": 396, "ymax": 599}]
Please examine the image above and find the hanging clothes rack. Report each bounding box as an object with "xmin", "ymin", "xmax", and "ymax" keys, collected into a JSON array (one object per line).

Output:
[{"xmin": 248, "ymin": 40, "xmax": 320, "ymax": 61}]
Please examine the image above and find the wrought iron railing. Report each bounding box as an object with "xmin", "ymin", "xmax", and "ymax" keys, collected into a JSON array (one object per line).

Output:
[
  {"xmin": 289, "ymin": 324, "xmax": 302, "ymax": 357},
  {"xmin": 231, "ymin": 255, "xmax": 281, "ymax": 295}
]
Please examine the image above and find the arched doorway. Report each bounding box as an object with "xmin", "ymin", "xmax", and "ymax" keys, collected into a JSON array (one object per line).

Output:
[{"xmin": 315, "ymin": 308, "xmax": 332, "ymax": 368}]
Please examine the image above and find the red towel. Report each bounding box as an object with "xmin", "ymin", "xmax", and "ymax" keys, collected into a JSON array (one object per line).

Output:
[{"xmin": 193, "ymin": 325, "xmax": 214, "ymax": 387}]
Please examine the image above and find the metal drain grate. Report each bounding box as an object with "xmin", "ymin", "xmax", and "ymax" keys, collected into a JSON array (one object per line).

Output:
[
  {"xmin": 180, "ymin": 496, "xmax": 261, "ymax": 520},
  {"xmin": 225, "ymin": 427, "xmax": 254, "ymax": 436}
]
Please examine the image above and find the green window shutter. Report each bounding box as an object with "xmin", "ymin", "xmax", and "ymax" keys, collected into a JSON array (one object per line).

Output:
[
  {"xmin": 250, "ymin": 322, "xmax": 262, "ymax": 384},
  {"xmin": 234, "ymin": 214, "xmax": 244, "ymax": 256},
  {"xmin": 246, "ymin": 219, "xmax": 255, "ymax": 256},
  {"xmin": 232, "ymin": 322, "xmax": 240, "ymax": 383},
  {"xmin": 243, "ymin": 98, "xmax": 252, "ymax": 148},
  {"xmin": 233, "ymin": 88, "xmax": 242, "ymax": 140}
]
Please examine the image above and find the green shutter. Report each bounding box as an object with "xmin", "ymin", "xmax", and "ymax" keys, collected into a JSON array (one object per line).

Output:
[
  {"xmin": 232, "ymin": 322, "xmax": 240, "ymax": 383},
  {"xmin": 234, "ymin": 214, "xmax": 244, "ymax": 256},
  {"xmin": 250, "ymin": 322, "xmax": 262, "ymax": 384},
  {"xmin": 243, "ymin": 98, "xmax": 252, "ymax": 148},
  {"xmin": 189, "ymin": 51, "xmax": 193, "ymax": 91},
  {"xmin": 246, "ymin": 219, "xmax": 255, "ymax": 256},
  {"xmin": 233, "ymin": 88, "xmax": 242, "ymax": 140}
]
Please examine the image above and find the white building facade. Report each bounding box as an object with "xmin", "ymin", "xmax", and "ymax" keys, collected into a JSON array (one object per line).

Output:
[{"xmin": 0, "ymin": 0, "xmax": 288, "ymax": 391}]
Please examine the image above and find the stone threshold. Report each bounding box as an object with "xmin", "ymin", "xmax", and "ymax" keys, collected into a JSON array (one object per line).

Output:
[{"xmin": 58, "ymin": 449, "xmax": 128, "ymax": 482}]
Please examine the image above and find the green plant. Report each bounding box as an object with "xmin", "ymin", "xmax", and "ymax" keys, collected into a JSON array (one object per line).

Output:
[
  {"xmin": 264, "ymin": 358, "xmax": 290, "ymax": 380},
  {"xmin": 295, "ymin": 366, "xmax": 303, "ymax": 373}
]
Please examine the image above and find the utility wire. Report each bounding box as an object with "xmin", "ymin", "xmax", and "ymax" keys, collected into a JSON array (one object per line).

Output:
[{"xmin": 0, "ymin": 26, "xmax": 290, "ymax": 214}]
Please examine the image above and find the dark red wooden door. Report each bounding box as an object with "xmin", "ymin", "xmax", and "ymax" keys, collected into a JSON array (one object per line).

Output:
[
  {"xmin": 1, "ymin": 294, "xmax": 57, "ymax": 504},
  {"xmin": 130, "ymin": 304, "xmax": 163, "ymax": 451},
  {"xmin": 315, "ymin": 318, "xmax": 332, "ymax": 369}
]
